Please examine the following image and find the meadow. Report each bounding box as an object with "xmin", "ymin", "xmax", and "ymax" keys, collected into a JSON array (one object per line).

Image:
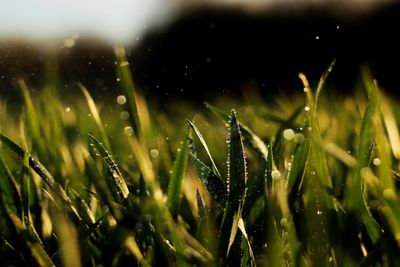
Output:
[{"xmin": 1, "ymin": 48, "xmax": 400, "ymax": 266}]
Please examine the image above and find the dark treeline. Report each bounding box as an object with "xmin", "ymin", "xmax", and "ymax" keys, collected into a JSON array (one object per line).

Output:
[{"xmin": 1, "ymin": 3, "xmax": 400, "ymax": 103}]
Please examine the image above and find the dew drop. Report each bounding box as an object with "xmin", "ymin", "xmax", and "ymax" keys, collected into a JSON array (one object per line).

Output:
[
  {"xmin": 271, "ymin": 170, "xmax": 281, "ymax": 180},
  {"xmin": 117, "ymin": 95, "xmax": 127, "ymax": 105},
  {"xmin": 304, "ymin": 106, "xmax": 310, "ymax": 112},
  {"xmin": 124, "ymin": 126, "xmax": 133, "ymax": 136},
  {"xmin": 150, "ymin": 149, "xmax": 159, "ymax": 159},
  {"xmin": 65, "ymin": 107, "xmax": 71, "ymax": 112},
  {"xmin": 373, "ymin": 158, "xmax": 381, "ymax": 166},
  {"xmin": 283, "ymin": 129, "xmax": 295, "ymax": 140}
]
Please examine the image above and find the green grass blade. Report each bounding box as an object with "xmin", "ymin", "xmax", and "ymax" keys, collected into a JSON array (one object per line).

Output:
[
  {"xmin": 167, "ymin": 127, "xmax": 191, "ymax": 219},
  {"xmin": 88, "ymin": 135, "xmax": 130, "ymax": 199},
  {"xmin": 226, "ymin": 110, "xmax": 247, "ymax": 208},
  {"xmin": 344, "ymin": 68, "xmax": 381, "ymax": 244},
  {"xmin": 219, "ymin": 110, "xmax": 248, "ymax": 260},
  {"xmin": 0, "ymin": 158, "xmax": 19, "ymax": 213},
  {"xmin": 187, "ymin": 120, "xmax": 222, "ymax": 179},
  {"xmin": 315, "ymin": 59, "xmax": 336, "ymax": 111},
  {"xmin": 5, "ymin": 206, "xmax": 55, "ymax": 267},
  {"xmin": 205, "ymin": 102, "xmax": 269, "ymax": 159},
  {"xmin": 18, "ymin": 79, "xmax": 47, "ymax": 162},
  {"xmin": 191, "ymin": 153, "xmax": 226, "ymax": 206},
  {"xmin": 79, "ymin": 83, "xmax": 112, "ymax": 152},
  {"xmin": 0, "ymin": 132, "xmax": 81, "ymax": 221},
  {"xmin": 299, "ymin": 73, "xmax": 332, "ymax": 189}
]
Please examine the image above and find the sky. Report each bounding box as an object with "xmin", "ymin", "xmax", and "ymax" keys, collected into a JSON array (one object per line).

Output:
[
  {"xmin": 0, "ymin": 0, "xmax": 174, "ymax": 44},
  {"xmin": 0, "ymin": 0, "xmax": 391, "ymax": 45}
]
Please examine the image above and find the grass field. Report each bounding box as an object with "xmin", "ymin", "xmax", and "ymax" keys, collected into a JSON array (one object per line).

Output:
[{"xmin": 1, "ymin": 48, "xmax": 400, "ymax": 266}]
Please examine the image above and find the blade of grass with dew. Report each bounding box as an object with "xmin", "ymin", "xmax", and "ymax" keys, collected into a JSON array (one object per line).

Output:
[
  {"xmin": 88, "ymin": 135, "xmax": 129, "ymax": 200},
  {"xmin": 238, "ymin": 218, "xmax": 256, "ymax": 267},
  {"xmin": 0, "ymin": 132, "xmax": 82, "ymax": 221},
  {"xmin": 299, "ymin": 73, "xmax": 332, "ymax": 188},
  {"xmin": 219, "ymin": 110, "xmax": 248, "ymax": 261},
  {"xmin": 299, "ymin": 73, "xmax": 336, "ymax": 264},
  {"xmin": 344, "ymin": 68, "xmax": 382, "ymax": 244},
  {"xmin": 205, "ymin": 102, "xmax": 269, "ymax": 159},
  {"xmin": 78, "ymin": 83, "xmax": 112, "ymax": 152},
  {"xmin": 287, "ymin": 140, "xmax": 310, "ymax": 195},
  {"xmin": 191, "ymin": 153, "xmax": 226, "ymax": 207},
  {"xmin": 167, "ymin": 127, "xmax": 191, "ymax": 219},
  {"xmin": 187, "ymin": 120, "xmax": 222, "ymax": 179},
  {"xmin": 5, "ymin": 206, "xmax": 55, "ymax": 267}
]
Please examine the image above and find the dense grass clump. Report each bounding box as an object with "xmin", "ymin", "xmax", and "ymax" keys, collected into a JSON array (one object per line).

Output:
[{"xmin": 1, "ymin": 50, "xmax": 400, "ymax": 266}]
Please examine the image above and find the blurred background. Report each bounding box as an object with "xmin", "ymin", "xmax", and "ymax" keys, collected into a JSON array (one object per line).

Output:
[{"xmin": 0, "ymin": 0, "xmax": 399, "ymax": 103}]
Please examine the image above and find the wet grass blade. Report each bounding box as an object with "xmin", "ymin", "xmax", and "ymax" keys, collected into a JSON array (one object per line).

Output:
[
  {"xmin": 205, "ymin": 102, "xmax": 269, "ymax": 159},
  {"xmin": 88, "ymin": 134, "xmax": 130, "ymax": 200},
  {"xmin": 220, "ymin": 110, "xmax": 248, "ymax": 260},
  {"xmin": 344, "ymin": 68, "xmax": 381, "ymax": 244},
  {"xmin": 187, "ymin": 119, "xmax": 222, "ymax": 179},
  {"xmin": 167, "ymin": 127, "xmax": 191, "ymax": 219},
  {"xmin": 0, "ymin": 132, "xmax": 81, "ymax": 221},
  {"xmin": 191, "ymin": 153, "xmax": 226, "ymax": 206},
  {"xmin": 5, "ymin": 206, "xmax": 55, "ymax": 267}
]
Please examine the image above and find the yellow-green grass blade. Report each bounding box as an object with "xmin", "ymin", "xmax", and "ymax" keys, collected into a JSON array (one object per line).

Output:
[
  {"xmin": 78, "ymin": 83, "xmax": 112, "ymax": 153},
  {"xmin": 167, "ymin": 127, "xmax": 191, "ymax": 219},
  {"xmin": 0, "ymin": 132, "xmax": 81, "ymax": 221},
  {"xmin": 5, "ymin": 206, "xmax": 55, "ymax": 267},
  {"xmin": 18, "ymin": 79, "xmax": 47, "ymax": 163}
]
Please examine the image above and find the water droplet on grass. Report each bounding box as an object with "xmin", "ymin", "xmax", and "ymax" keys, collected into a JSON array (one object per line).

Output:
[
  {"xmin": 305, "ymin": 106, "xmax": 310, "ymax": 112},
  {"xmin": 124, "ymin": 126, "xmax": 133, "ymax": 136},
  {"xmin": 283, "ymin": 129, "xmax": 295, "ymax": 140},
  {"xmin": 65, "ymin": 107, "xmax": 71, "ymax": 112},
  {"xmin": 117, "ymin": 95, "xmax": 127, "ymax": 105},
  {"xmin": 373, "ymin": 158, "xmax": 381, "ymax": 166},
  {"xmin": 150, "ymin": 149, "xmax": 159, "ymax": 158},
  {"xmin": 271, "ymin": 170, "xmax": 281, "ymax": 180}
]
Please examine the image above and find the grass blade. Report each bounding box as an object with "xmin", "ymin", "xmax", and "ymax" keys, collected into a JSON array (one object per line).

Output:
[
  {"xmin": 205, "ymin": 102, "xmax": 269, "ymax": 159},
  {"xmin": 191, "ymin": 153, "xmax": 226, "ymax": 206},
  {"xmin": 88, "ymin": 134, "xmax": 130, "ymax": 200},
  {"xmin": 167, "ymin": 127, "xmax": 191, "ymax": 219},
  {"xmin": 187, "ymin": 120, "xmax": 222, "ymax": 179},
  {"xmin": 5, "ymin": 206, "xmax": 55, "ymax": 267}
]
